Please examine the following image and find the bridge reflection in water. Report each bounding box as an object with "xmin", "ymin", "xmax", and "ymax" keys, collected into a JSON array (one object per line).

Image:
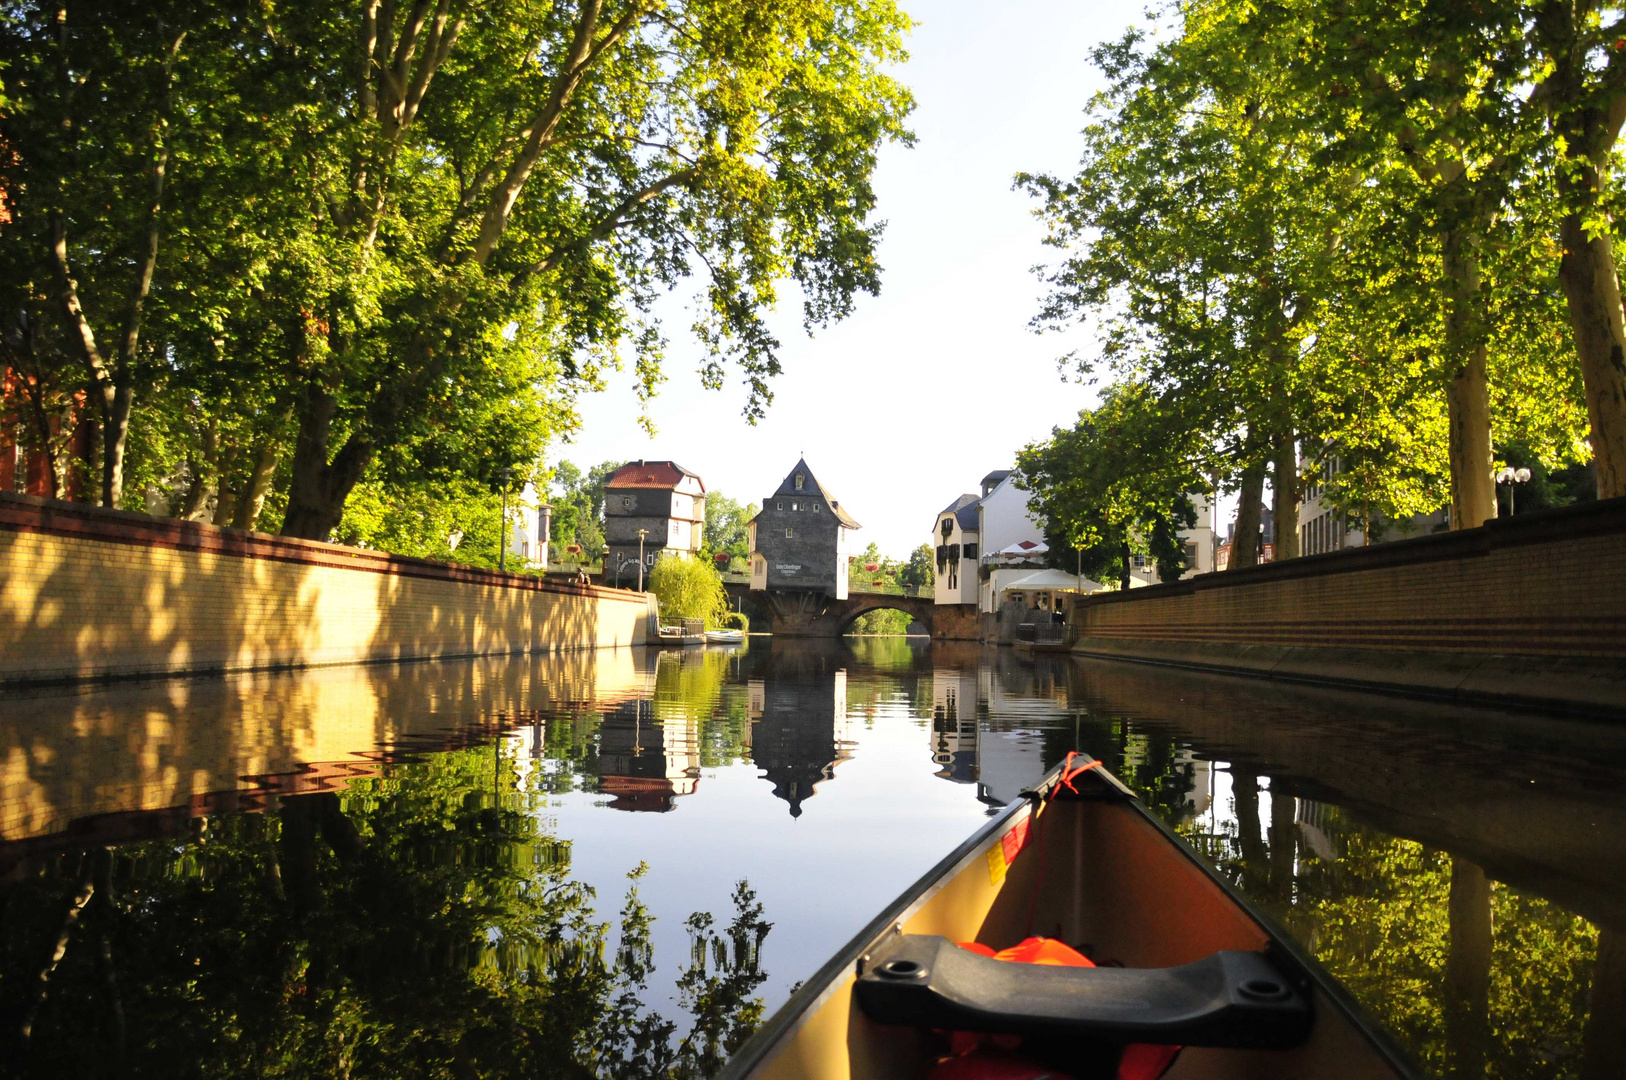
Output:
[{"xmin": 0, "ymin": 639, "xmax": 1621, "ymax": 1079}]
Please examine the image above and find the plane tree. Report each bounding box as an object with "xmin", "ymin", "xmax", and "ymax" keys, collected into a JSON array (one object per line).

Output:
[
  {"xmin": 1019, "ymin": 27, "xmax": 1345, "ymax": 567},
  {"xmin": 0, "ymin": 0, "xmax": 914, "ymax": 544}
]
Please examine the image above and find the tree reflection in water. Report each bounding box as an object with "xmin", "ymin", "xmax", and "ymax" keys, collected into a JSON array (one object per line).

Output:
[
  {"xmin": 0, "ymin": 743, "xmax": 770, "ymax": 1079},
  {"xmin": 1059, "ymin": 709, "xmax": 1612, "ymax": 1080}
]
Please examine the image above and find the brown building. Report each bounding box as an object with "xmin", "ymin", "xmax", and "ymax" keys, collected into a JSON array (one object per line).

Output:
[{"xmin": 603, "ymin": 460, "xmax": 706, "ymax": 586}]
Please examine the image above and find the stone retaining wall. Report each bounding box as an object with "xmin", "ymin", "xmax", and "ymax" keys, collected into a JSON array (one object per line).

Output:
[
  {"xmin": 1068, "ymin": 496, "xmax": 1626, "ymax": 715},
  {"xmin": 0, "ymin": 493, "xmax": 656, "ymax": 686}
]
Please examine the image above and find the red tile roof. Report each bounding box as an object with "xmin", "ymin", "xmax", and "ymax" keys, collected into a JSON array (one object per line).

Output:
[{"xmin": 604, "ymin": 460, "xmax": 705, "ymax": 492}]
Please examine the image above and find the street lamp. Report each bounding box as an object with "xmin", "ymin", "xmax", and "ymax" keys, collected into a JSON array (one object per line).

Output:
[
  {"xmin": 637, "ymin": 527, "xmax": 649, "ymax": 591},
  {"xmin": 498, "ymin": 466, "xmax": 512, "ymax": 571},
  {"xmin": 1495, "ymin": 466, "xmax": 1532, "ymax": 517}
]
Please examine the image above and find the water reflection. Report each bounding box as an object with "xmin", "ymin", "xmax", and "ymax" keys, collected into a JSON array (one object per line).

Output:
[{"xmin": 0, "ymin": 641, "xmax": 1622, "ymax": 1078}]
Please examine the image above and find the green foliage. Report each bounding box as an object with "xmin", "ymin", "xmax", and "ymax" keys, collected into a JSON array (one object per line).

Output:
[
  {"xmin": 1021, "ymin": 8, "xmax": 1597, "ymax": 543},
  {"xmin": 900, "ymin": 543, "xmax": 935, "ymax": 591},
  {"xmin": 648, "ymin": 554, "xmax": 728, "ymax": 627},
  {"xmin": 703, "ymin": 491, "xmax": 758, "ymax": 566},
  {"xmin": 839, "ymin": 543, "xmax": 912, "ymax": 634},
  {"xmin": 549, "ymin": 459, "xmax": 621, "ymax": 563},
  {"xmin": 0, "ymin": 743, "xmax": 773, "ymax": 1079},
  {"xmin": 0, "ymin": 0, "xmax": 916, "ymax": 542},
  {"xmin": 1018, "ymin": 384, "xmax": 1203, "ymax": 588},
  {"xmin": 847, "ymin": 608, "xmax": 913, "ymax": 635}
]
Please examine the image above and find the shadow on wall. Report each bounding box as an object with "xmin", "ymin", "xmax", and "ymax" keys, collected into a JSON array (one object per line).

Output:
[{"xmin": 0, "ymin": 494, "xmax": 651, "ymax": 687}]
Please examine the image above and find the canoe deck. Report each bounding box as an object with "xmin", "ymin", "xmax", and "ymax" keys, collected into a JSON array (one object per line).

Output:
[{"xmin": 723, "ymin": 767, "xmax": 1414, "ymax": 1080}]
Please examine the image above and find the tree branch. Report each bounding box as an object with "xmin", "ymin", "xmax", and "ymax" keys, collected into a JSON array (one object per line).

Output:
[
  {"xmin": 514, "ymin": 166, "xmax": 697, "ymax": 286},
  {"xmin": 470, "ymin": 0, "xmax": 655, "ymax": 266}
]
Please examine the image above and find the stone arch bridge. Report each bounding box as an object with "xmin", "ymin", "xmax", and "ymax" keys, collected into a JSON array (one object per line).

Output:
[{"xmin": 721, "ymin": 580, "xmax": 979, "ymax": 639}]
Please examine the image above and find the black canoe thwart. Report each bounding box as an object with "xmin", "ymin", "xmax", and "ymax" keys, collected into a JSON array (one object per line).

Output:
[{"xmin": 855, "ymin": 934, "xmax": 1313, "ymax": 1049}]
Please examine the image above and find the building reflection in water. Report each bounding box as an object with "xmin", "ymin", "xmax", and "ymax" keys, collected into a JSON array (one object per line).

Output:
[
  {"xmin": 594, "ymin": 698, "xmax": 702, "ymax": 811},
  {"xmin": 747, "ymin": 664, "xmax": 854, "ymax": 817}
]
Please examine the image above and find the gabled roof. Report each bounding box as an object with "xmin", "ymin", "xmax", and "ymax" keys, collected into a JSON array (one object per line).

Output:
[
  {"xmin": 772, "ymin": 458, "xmax": 860, "ymax": 528},
  {"xmin": 605, "ymin": 460, "xmax": 705, "ymax": 493},
  {"xmin": 937, "ymin": 493, "xmax": 980, "ymax": 533}
]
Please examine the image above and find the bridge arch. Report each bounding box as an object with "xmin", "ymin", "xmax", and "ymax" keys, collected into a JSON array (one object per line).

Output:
[{"xmin": 834, "ymin": 598, "xmax": 930, "ymax": 635}]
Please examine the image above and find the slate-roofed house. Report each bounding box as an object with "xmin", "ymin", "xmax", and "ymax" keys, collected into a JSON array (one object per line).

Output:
[
  {"xmin": 604, "ymin": 460, "xmax": 705, "ymax": 586},
  {"xmin": 747, "ymin": 458, "xmax": 859, "ymax": 599},
  {"xmin": 933, "ymin": 493, "xmax": 981, "ymax": 606}
]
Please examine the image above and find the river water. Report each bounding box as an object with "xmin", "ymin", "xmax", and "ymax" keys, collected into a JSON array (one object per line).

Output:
[{"xmin": 0, "ymin": 639, "xmax": 1621, "ymax": 1078}]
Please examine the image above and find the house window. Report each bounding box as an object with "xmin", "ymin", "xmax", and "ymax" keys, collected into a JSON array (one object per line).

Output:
[
  {"xmin": 785, "ymin": 527, "xmax": 795, "ymax": 538},
  {"xmin": 791, "ymin": 500, "xmax": 798, "ymax": 511},
  {"xmin": 812, "ymin": 503, "xmax": 820, "ymax": 513},
  {"xmin": 777, "ymin": 500, "xmax": 783, "ymax": 510},
  {"xmin": 646, "ymin": 553, "xmax": 655, "ymax": 566},
  {"xmin": 795, "ymin": 473, "xmax": 805, "ymax": 490}
]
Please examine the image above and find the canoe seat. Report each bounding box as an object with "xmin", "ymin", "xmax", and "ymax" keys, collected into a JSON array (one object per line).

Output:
[{"xmin": 855, "ymin": 933, "xmax": 1311, "ymax": 1049}]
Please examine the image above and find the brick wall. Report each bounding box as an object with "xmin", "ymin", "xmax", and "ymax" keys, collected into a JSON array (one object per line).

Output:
[
  {"xmin": 1070, "ymin": 496, "xmax": 1626, "ymax": 660},
  {"xmin": 0, "ymin": 493, "xmax": 655, "ymax": 685}
]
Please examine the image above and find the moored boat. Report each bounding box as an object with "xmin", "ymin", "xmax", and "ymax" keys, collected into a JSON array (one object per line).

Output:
[
  {"xmin": 705, "ymin": 629, "xmax": 747, "ymax": 644},
  {"xmin": 718, "ymin": 755, "xmax": 1418, "ymax": 1080}
]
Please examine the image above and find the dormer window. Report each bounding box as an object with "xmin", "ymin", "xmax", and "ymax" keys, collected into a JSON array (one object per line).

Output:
[{"xmin": 795, "ymin": 473, "xmax": 805, "ymax": 490}]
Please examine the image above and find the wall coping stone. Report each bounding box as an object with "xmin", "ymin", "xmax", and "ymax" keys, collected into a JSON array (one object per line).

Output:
[{"xmin": 0, "ymin": 491, "xmax": 642, "ymax": 603}]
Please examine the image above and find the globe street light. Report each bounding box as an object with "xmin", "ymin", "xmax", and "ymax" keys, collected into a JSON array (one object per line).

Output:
[{"xmin": 1495, "ymin": 466, "xmax": 1532, "ymax": 517}]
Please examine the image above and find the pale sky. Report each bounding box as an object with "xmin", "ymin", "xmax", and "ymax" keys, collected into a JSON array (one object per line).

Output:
[{"xmin": 558, "ymin": 0, "xmax": 1152, "ymax": 557}]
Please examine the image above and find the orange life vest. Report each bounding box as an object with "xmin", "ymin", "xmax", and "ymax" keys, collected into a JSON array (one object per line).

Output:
[{"xmin": 921, "ymin": 938, "xmax": 1182, "ymax": 1080}]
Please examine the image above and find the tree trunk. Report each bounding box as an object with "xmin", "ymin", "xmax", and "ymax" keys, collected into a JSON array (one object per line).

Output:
[
  {"xmin": 210, "ymin": 443, "xmax": 239, "ymax": 527},
  {"xmin": 91, "ymin": 847, "xmax": 125, "ymax": 1059},
  {"xmin": 1230, "ymin": 463, "xmax": 1265, "ymax": 570},
  {"xmin": 231, "ymin": 438, "xmax": 280, "ymax": 532},
  {"xmin": 1444, "ymin": 858, "xmax": 1493, "ymax": 1080},
  {"xmin": 1119, "ymin": 536, "xmax": 1131, "ymax": 591},
  {"xmin": 279, "ymin": 384, "xmax": 372, "ymax": 541},
  {"xmin": 1271, "ymin": 433, "xmax": 1300, "ymax": 560},
  {"xmin": 1267, "ymin": 779, "xmax": 1296, "ymax": 898},
  {"xmin": 1557, "ymin": 205, "xmax": 1626, "ymax": 500},
  {"xmin": 100, "ymin": 375, "xmax": 133, "ymax": 509},
  {"xmin": 178, "ymin": 420, "xmax": 217, "ymax": 520},
  {"xmin": 19, "ymin": 852, "xmax": 96, "ymax": 1050},
  {"xmin": 1232, "ymin": 769, "xmax": 1268, "ymax": 892},
  {"xmin": 1443, "ymin": 232, "xmax": 1497, "ymax": 530}
]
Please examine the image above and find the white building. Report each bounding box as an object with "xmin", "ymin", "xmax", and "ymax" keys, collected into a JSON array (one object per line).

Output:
[
  {"xmin": 1127, "ymin": 493, "xmax": 1217, "ymax": 585},
  {"xmin": 496, "ymin": 481, "xmax": 552, "ymax": 570},
  {"xmin": 974, "ymin": 470, "xmax": 1049, "ymax": 615},
  {"xmin": 932, "ymin": 493, "xmax": 981, "ymax": 606},
  {"xmin": 933, "ymin": 469, "xmax": 1051, "ymax": 614},
  {"xmin": 1296, "ymin": 452, "xmax": 1449, "ymax": 554}
]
